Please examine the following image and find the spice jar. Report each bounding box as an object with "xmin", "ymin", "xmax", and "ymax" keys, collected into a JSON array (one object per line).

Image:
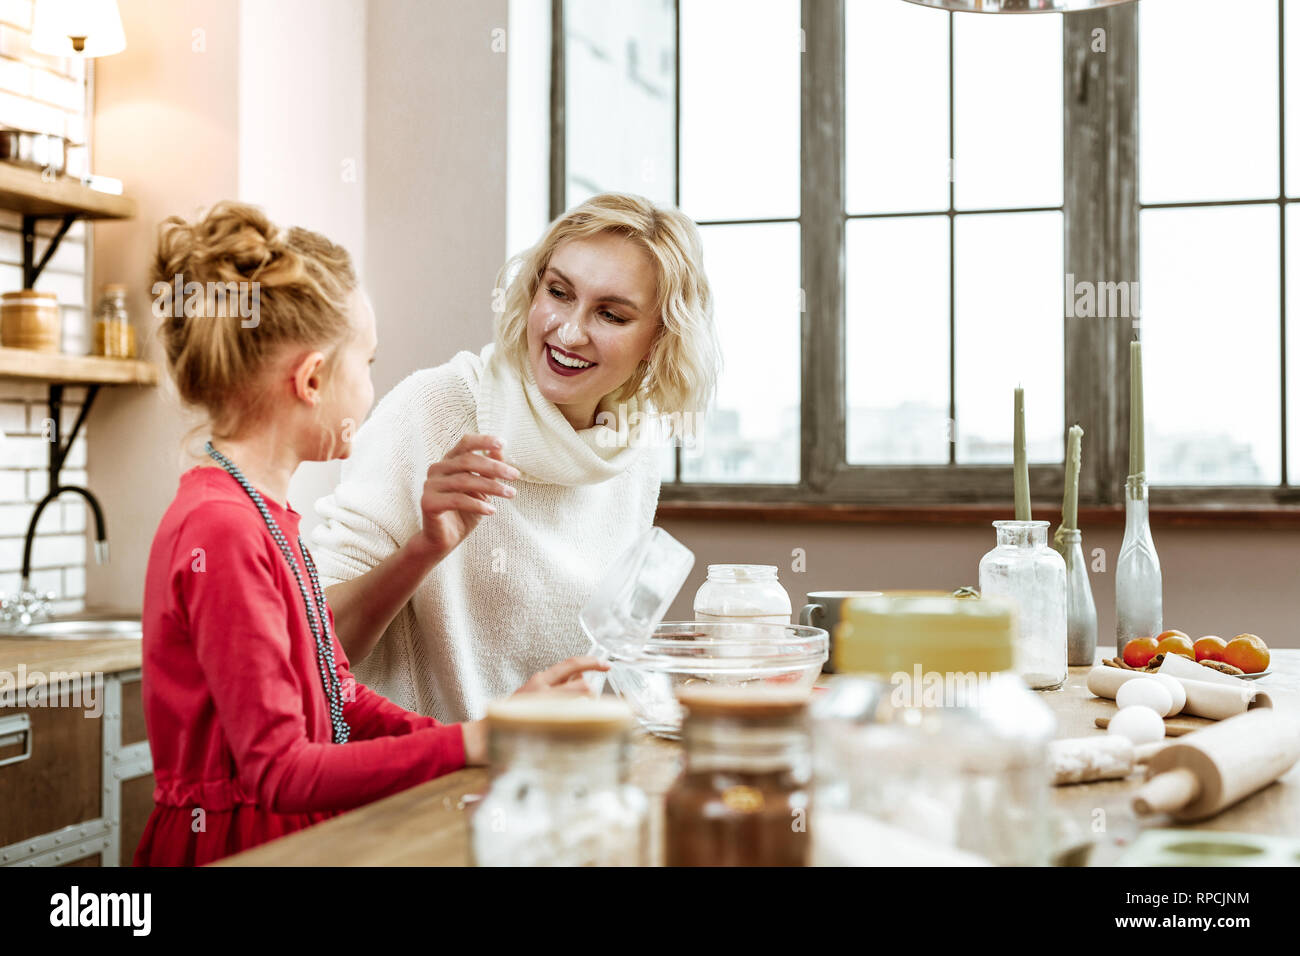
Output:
[
  {"xmin": 470, "ymin": 694, "xmax": 648, "ymax": 866},
  {"xmin": 694, "ymin": 564, "xmax": 792, "ymax": 624},
  {"xmin": 664, "ymin": 685, "xmax": 811, "ymax": 866},
  {"xmin": 0, "ymin": 289, "xmax": 59, "ymax": 352},
  {"xmin": 810, "ymin": 593, "xmax": 1056, "ymax": 866},
  {"xmin": 92, "ymin": 283, "xmax": 134, "ymax": 358}
]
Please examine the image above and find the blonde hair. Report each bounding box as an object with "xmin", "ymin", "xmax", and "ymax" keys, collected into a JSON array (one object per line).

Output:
[
  {"xmin": 154, "ymin": 201, "xmax": 358, "ymax": 436},
  {"xmin": 494, "ymin": 193, "xmax": 720, "ymax": 430}
]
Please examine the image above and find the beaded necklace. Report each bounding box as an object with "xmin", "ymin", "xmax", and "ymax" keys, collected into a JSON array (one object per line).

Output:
[{"xmin": 205, "ymin": 441, "xmax": 350, "ymax": 744}]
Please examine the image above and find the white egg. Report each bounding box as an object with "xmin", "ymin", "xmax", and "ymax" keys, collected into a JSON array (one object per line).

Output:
[
  {"xmin": 1151, "ymin": 673, "xmax": 1186, "ymax": 716},
  {"xmin": 1115, "ymin": 677, "xmax": 1173, "ymax": 717},
  {"xmin": 1107, "ymin": 705, "xmax": 1167, "ymax": 745}
]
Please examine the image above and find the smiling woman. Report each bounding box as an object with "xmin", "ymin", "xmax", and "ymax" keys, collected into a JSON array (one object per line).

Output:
[{"xmin": 310, "ymin": 193, "xmax": 721, "ymax": 723}]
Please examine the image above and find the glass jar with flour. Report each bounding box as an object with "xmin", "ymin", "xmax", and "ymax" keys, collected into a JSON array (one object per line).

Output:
[{"xmin": 694, "ymin": 565, "xmax": 792, "ymax": 624}]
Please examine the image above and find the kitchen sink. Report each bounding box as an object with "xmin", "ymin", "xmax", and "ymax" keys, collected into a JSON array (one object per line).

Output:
[{"xmin": 0, "ymin": 615, "xmax": 142, "ymax": 640}]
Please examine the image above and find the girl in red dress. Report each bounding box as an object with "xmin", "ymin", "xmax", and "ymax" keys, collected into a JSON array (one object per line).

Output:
[{"xmin": 134, "ymin": 202, "xmax": 605, "ymax": 865}]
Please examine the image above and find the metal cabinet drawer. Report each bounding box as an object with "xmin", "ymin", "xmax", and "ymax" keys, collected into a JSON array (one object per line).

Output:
[{"xmin": 0, "ymin": 682, "xmax": 102, "ymax": 847}]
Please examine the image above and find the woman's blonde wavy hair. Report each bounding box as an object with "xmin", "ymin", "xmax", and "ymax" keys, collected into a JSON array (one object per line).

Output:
[
  {"xmin": 153, "ymin": 200, "xmax": 358, "ymax": 438},
  {"xmin": 493, "ymin": 192, "xmax": 720, "ymax": 433}
]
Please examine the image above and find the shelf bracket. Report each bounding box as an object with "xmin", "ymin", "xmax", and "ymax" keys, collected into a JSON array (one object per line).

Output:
[{"xmin": 21, "ymin": 212, "xmax": 80, "ymax": 289}]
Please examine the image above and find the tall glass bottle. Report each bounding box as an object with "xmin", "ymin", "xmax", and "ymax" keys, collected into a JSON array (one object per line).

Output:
[
  {"xmin": 978, "ymin": 520, "xmax": 1068, "ymax": 690},
  {"xmin": 1055, "ymin": 528, "xmax": 1098, "ymax": 666},
  {"xmin": 1115, "ymin": 475, "xmax": 1162, "ymax": 657}
]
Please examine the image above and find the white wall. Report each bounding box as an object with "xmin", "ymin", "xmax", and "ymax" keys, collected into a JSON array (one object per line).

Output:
[
  {"xmin": 86, "ymin": 1, "xmax": 1297, "ymax": 656},
  {"xmin": 0, "ymin": 0, "xmax": 92, "ymax": 612},
  {"xmin": 88, "ymin": 0, "xmax": 512, "ymax": 608},
  {"xmin": 238, "ymin": 0, "xmax": 367, "ymax": 538},
  {"xmin": 507, "ymin": 0, "xmax": 551, "ymax": 261},
  {"xmin": 364, "ymin": 0, "xmax": 509, "ymax": 402},
  {"xmin": 87, "ymin": 0, "xmax": 240, "ymax": 610},
  {"xmin": 660, "ymin": 518, "xmax": 1300, "ymax": 651}
]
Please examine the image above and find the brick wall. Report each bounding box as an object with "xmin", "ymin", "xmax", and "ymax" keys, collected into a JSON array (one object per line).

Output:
[{"xmin": 0, "ymin": 0, "xmax": 91, "ymax": 614}]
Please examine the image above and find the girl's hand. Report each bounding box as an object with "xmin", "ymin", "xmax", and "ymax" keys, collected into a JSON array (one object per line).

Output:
[
  {"xmin": 461, "ymin": 719, "xmax": 489, "ymax": 766},
  {"xmin": 416, "ymin": 434, "xmax": 519, "ymax": 559},
  {"xmin": 462, "ymin": 658, "xmax": 611, "ymax": 766},
  {"xmin": 514, "ymin": 656, "xmax": 610, "ymax": 696}
]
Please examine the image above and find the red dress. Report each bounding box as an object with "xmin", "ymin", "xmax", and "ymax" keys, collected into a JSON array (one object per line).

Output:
[{"xmin": 133, "ymin": 467, "xmax": 465, "ymax": 866}]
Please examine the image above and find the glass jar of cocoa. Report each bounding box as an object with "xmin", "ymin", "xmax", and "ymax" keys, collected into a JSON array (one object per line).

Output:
[{"xmin": 664, "ymin": 685, "xmax": 811, "ymax": 866}]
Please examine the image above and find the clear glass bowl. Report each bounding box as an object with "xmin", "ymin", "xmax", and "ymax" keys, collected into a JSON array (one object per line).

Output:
[{"xmin": 605, "ymin": 621, "xmax": 829, "ymax": 738}]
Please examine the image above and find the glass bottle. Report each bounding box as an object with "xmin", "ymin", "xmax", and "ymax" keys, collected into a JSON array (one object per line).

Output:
[
  {"xmin": 92, "ymin": 284, "xmax": 135, "ymax": 358},
  {"xmin": 1055, "ymin": 528, "xmax": 1098, "ymax": 666},
  {"xmin": 810, "ymin": 593, "xmax": 1056, "ymax": 866},
  {"xmin": 1115, "ymin": 474, "xmax": 1162, "ymax": 657},
  {"xmin": 977, "ymin": 520, "xmax": 1068, "ymax": 690},
  {"xmin": 664, "ymin": 685, "xmax": 811, "ymax": 866},
  {"xmin": 470, "ymin": 695, "xmax": 648, "ymax": 866},
  {"xmin": 693, "ymin": 564, "xmax": 792, "ymax": 624}
]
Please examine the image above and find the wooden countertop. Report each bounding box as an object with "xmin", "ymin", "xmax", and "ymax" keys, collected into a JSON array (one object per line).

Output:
[
  {"xmin": 0, "ymin": 614, "xmax": 143, "ymax": 689},
  {"xmin": 0, "ymin": 637, "xmax": 142, "ymax": 688},
  {"xmin": 218, "ymin": 649, "xmax": 1300, "ymax": 867}
]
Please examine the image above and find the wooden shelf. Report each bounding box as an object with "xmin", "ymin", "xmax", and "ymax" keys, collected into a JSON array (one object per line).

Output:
[
  {"xmin": 0, "ymin": 163, "xmax": 135, "ymax": 220},
  {"xmin": 0, "ymin": 348, "xmax": 157, "ymax": 385}
]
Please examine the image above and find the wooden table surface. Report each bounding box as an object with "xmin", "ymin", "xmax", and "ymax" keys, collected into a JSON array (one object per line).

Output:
[
  {"xmin": 219, "ymin": 649, "xmax": 1300, "ymax": 867},
  {"xmin": 0, "ymin": 636, "xmax": 142, "ymax": 688}
]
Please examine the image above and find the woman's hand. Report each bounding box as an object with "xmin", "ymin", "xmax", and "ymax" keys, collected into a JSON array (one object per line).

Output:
[
  {"xmin": 514, "ymin": 656, "xmax": 610, "ymax": 696},
  {"xmin": 415, "ymin": 434, "xmax": 520, "ymax": 560}
]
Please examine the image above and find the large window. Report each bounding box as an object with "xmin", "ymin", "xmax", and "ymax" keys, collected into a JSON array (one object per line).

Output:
[
  {"xmin": 845, "ymin": 3, "xmax": 1062, "ymax": 469},
  {"xmin": 1139, "ymin": 0, "xmax": 1289, "ymax": 487},
  {"xmin": 556, "ymin": 0, "xmax": 1297, "ymax": 506}
]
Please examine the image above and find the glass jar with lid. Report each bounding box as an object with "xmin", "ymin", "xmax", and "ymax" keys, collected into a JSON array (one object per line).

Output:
[
  {"xmin": 810, "ymin": 593, "xmax": 1056, "ymax": 866},
  {"xmin": 665, "ymin": 685, "xmax": 812, "ymax": 866},
  {"xmin": 470, "ymin": 694, "xmax": 648, "ymax": 866},
  {"xmin": 978, "ymin": 519, "xmax": 1068, "ymax": 690},
  {"xmin": 694, "ymin": 564, "xmax": 792, "ymax": 624}
]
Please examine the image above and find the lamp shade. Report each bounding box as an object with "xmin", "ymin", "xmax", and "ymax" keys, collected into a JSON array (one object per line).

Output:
[
  {"xmin": 902, "ymin": 0, "xmax": 1136, "ymax": 11},
  {"xmin": 31, "ymin": 0, "xmax": 125, "ymax": 57}
]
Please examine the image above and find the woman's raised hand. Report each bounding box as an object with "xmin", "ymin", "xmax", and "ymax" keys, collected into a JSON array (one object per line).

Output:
[{"xmin": 417, "ymin": 434, "xmax": 519, "ymax": 559}]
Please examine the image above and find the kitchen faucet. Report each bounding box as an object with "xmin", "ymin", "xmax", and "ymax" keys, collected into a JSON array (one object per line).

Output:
[{"xmin": 0, "ymin": 385, "xmax": 110, "ymax": 628}]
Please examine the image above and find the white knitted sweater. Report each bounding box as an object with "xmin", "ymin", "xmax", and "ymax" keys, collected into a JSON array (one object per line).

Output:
[{"xmin": 310, "ymin": 343, "xmax": 661, "ymax": 723}]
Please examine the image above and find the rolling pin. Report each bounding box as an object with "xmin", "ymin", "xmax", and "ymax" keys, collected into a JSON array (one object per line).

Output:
[
  {"xmin": 1086, "ymin": 665, "xmax": 1270, "ymax": 720},
  {"xmin": 1049, "ymin": 736, "xmax": 1167, "ymax": 785},
  {"xmin": 1132, "ymin": 709, "xmax": 1300, "ymax": 822}
]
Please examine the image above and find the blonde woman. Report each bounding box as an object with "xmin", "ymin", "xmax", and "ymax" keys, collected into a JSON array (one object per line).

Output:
[{"xmin": 313, "ymin": 193, "xmax": 720, "ymax": 723}]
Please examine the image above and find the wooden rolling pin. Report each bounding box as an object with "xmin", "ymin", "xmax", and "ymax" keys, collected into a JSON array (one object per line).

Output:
[
  {"xmin": 1050, "ymin": 736, "xmax": 1167, "ymax": 784},
  {"xmin": 1132, "ymin": 710, "xmax": 1300, "ymax": 822},
  {"xmin": 1086, "ymin": 665, "xmax": 1269, "ymax": 720}
]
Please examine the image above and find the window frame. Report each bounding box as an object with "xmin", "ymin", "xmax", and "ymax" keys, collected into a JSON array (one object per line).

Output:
[{"xmin": 551, "ymin": 0, "xmax": 1300, "ymax": 509}]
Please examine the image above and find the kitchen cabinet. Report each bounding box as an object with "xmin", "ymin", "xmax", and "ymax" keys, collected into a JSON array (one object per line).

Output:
[{"xmin": 0, "ymin": 638, "xmax": 152, "ymax": 866}]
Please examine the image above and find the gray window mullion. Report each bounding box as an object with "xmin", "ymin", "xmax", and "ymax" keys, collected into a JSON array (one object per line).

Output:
[
  {"xmin": 549, "ymin": 0, "xmax": 566, "ymax": 221},
  {"xmin": 1063, "ymin": 3, "xmax": 1138, "ymax": 507},
  {"xmin": 802, "ymin": 0, "xmax": 846, "ymax": 493}
]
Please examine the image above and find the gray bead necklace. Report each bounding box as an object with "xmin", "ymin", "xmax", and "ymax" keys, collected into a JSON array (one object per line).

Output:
[{"xmin": 205, "ymin": 441, "xmax": 350, "ymax": 744}]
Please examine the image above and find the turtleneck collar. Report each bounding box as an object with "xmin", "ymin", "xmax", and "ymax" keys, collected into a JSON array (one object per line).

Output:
[{"xmin": 475, "ymin": 343, "xmax": 649, "ymax": 485}]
